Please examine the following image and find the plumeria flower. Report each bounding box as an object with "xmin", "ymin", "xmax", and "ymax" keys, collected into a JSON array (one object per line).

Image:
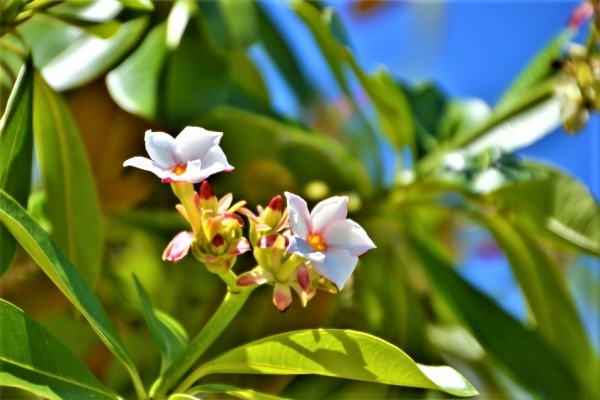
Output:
[
  {"xmin": 285, "ymin": 192, "xmax": 376, "ymax": 290},
  {"xmin": 123, "ymin": 126, "xmax": 233, "ymax": 183}
]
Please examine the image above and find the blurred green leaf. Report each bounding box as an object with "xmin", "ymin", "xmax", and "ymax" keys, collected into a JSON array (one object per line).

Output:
[
  {"xmin": 191, "ymin": 329, "xmax": 478, "ymax": 397},
  {"xmin": 18, "ymin": 13, "xmax": 149, "ymax": 91},
  {"xmin": 0, "ymin": 300, "xmax": 118, "ymax": 400},
  {"xmin": 217, "ymin": 0, "xmax": 258, "ymax": 50},
  {"xmin": 345, "ymin": 56, "xmax": 415, "ymax": 155},
  {"xmin": 401, "ymin": 82, "xmax": 447, "ymax": 158},
  {"xmin": 291, "ymin": 0, "xmax": 349, "ymax": 95},
  {"xmin": 196, "ymin": 106, "xmax": 372, "ymax": 202},
  {"xmin": 181, "ymin": 384, "xmax": 285, "ymax": 400},
  {"xmin": 133, "ymin": 275, "xmax": 188, "ymax": 372},
  {"xmin": 256, "ymin": 2, "xmax": 314, "ymax": 105},
  {"xmin": 118, "ymin": 0, "xmax": 153, "ymax": 11},
  {"xmin": 495, "ymin": 29, "xmax": 573, "ymax": 114},
  {"xmin": 33, "ymin": 73, "xmax": 102, "ymax": 286},
  {"xmin": 490, "ymin": 164, "xmax": 600, "ymax": 256},
  {"xmin": 407, "ymin": 228, "xmax": 585, "ymax": 398},
  {"xmin": 0, "ymin": 189, "xmax": 144, "ymax": 398},
  {"xmin": 45, "ymin": 0, "xmax": 123, "ymax": 23},
  {"xmin": 106, "ymin": 21, "xmax": 167, "ymax": 120},
  {"xmin": 108, "ymin": 2, "xmax": 268, "ymax": 126},
  {"xmin": 473, "ymin": 212, "xmax": 598, "ymax": 394},
  {"xmin": 0, "ymin": 60, "xmax": 33, "ymax": 276}
]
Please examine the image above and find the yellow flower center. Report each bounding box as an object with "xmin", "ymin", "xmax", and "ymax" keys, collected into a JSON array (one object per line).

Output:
[
  {"xmin": 308, "ymin": 232, "xmax": 327, "ymax": 252},
  {"xmin": 172, "ymin": 163, "xmax": 187, "ymax": 175}
]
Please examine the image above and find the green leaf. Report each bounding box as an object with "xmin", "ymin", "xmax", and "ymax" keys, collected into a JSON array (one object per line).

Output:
[
  {"xmin": 472, "ymin": 212, "xmax": 598, "ymax": 395},
  {"xmin": 345, "ymin": 56, "xmax": 415, "ymax": 155},
  {"xmin": 291, "ymin": 0, "xmax": 349, "ymax": 95},
  {"xmin": 407, "ymin": 229, "xmax": 585, "ymax": 398},
  {"xmin": 190, "ymin": 329, "xmax": 478, "ymax": 397},
  {"xmin": 196, "ymin": 106, "xmax": 373, "ymax": 202},
  {"xmin": 33, "ymin": 73, "xmax": 102, "ymax": 286},
  {"xmin": 133, "ymin": 274, "xmax": 188, "ymax": 372},
  {"xmin": 256, "ymin": 2, "xmax": 314, "ymax": 105},
  {"xmin": 118, "ymin": 0, "xmax": 153, "ymax": 11},
  {"xmin": 18, "ymin": 14, "xmax": 149, "ymax": 91},
  {"xmin": 490, "ymin": 164, "xmax": 600, "ymax": 256},
  {"xmin": 0, "ymin": 189, "xmax": 145, "ymax": 398},
  {"xmin": 217, "ymin": 0, "xmax": 258, "ymax": 49},
  {"xmin": 0, "ymin": 60, "xmax": 33, "ymax": 276},
  {"xmin": 106, "ymin": 21, "xmax": 168, "ymax": 120},
  {"xmin": 0, "ymin": 300, "xmax": 118, "ymax": 400},
  {"xmin": 181, "ymin": 384, "xmax": 285, "ymax": 400},
  {"xmin": 495, "ymin": 29, "xmax": 573, "ymax": 114}
]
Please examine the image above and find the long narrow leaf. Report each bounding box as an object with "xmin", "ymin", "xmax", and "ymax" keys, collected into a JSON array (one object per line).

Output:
[
  {"xmin": 33, "ymin": 73, "xmax": 102, "ymax": 286},
  {"xmin": 473, "ymin": 212, "xmax": 598, "ymax": 395},
  {"xmin": 0, "ymin": 189, "xmax": 145, "ymax": 398},
  {"xmin": 0, "ymin": 60, "xmax": 33, "ymax": 276},
  {"xmin": 133, "ymin": 275, "xmax": 188, "ymax": 372},
  {"xmin": 407, "ymin": 229, "xmax": 585, "ymax": 398},
  {"xmin": 186, "ymin": 329, "xmax": 478, "ymax": 397},
  {"xmin": 0, "ymin": 300, "xmax": 118, "ymax": 400}
]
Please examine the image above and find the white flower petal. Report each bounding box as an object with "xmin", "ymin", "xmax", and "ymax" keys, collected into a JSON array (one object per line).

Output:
[
  {"xmin": 145, "ymin": 130, "xmax": 177, "ymax": 168},
  {"xmin": 311, "ymin": 196, "xmax": 348, "ymax": 234},
  {"xmin": 123, "ymin": 156, "xmax": 171, "ymax": 179},
  {"xmin": 285, "ymin": 192, "xmax": 312, "ymax": 238},
  {"xmin": 201, "ymin": 146, "xmax": 234, "ymax": 173},
  {"xmin": 174, "ymin": 160, "xmax": 205, "ymax": 183},
  {"xmin": 312, "ymin": 249, "xmax": 357, "ymax": 290},
  {"xmin": 325, "ymin": 219, "xmax": 376, "ymax": 257},
  {"xmin": 175, "ymin": 126, "xmax": 223, "ymax": 163},
  {"xmin": 286, "ymin": 237, "xmax": 325, "ymax": 263}
]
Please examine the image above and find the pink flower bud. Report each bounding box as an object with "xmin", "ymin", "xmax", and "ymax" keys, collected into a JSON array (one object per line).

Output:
[
  {"xmin": 162, "ymin": 231, "xmax": 194, "ymax": 263},
  {"xmin": 569, "ymin": 2, "xmax": 594, "ymax": 29},
  {"xmin": 273, "ymin": 283, "xmax": 292, "ymax": 312}
]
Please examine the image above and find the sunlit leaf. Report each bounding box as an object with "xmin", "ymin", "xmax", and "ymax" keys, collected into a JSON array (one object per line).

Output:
[
  {"xmin": 33, "ymin": 73, "xmax": 102, "ymax": 286},
  {"xmin": 118, "ymin": 0, "xmax": 153, "ymax": 11},
  {"xmin": 0, "ymin": 300, "xmax": 118, "ymax": 400},
  {"xmin": 18, "ymin": 14, "xmax": 149, "ymax": 91},
  {"xmin": 407, "ymin": 229, "xmax": 586, "ymax": 398},
  {"xmin": 0, "ymin": 60, "xmax": 33, "ymax": 276},
  {"xmin": 191, "ymin": 329, "xmax": 478, "ymax": 397},
  {"xmin": 133, "ymin": 275, "xmax": 188, "ymax": 372},
  {"xmin": 490, "ymin": 163, "xmax": 600, "ymax": 256},
  {"xmin": 0, "ymin": 189, "xmax": 144, "ymax": 397},
  {"xmin": 182, "ymin": 384, "xmax": 284, "ymax": 400}
]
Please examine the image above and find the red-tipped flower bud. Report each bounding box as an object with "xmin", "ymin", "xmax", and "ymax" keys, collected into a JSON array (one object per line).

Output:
[
  {"xmin": 267, "ymin": 195, "xmax": 282, "ymax": 212},
  {"xmin": 198, "ymin": 181, "xmax": 219, "ymax": 213}
]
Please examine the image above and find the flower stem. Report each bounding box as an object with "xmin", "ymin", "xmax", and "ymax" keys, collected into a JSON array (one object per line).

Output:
[
  {"xmin": 149, "ymin": 287, "xmax": 255, "ymax": 399},
  {"xmin": 171, "ymin": 182, "xmax": 202, "ymax": 235}
]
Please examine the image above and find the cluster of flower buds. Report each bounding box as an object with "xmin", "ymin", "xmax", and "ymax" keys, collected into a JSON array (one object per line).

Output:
[
  {"xmin": 558, "ymin": 44, "xmax": 600, "ymax": 134},
  {"xmin": 124, "ymin": 127, "xmax": 375, "ymax": 311}
]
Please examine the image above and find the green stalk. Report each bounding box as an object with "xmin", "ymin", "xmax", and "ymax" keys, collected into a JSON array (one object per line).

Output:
[{"xmin": 149, "ymin": 287, "xmax": 255, "ymax": 399}]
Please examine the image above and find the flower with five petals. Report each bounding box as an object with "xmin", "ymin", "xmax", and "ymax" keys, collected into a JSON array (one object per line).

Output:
[
  {"xmin": 123, "ymin": 126, "xmax": 233, "ymax": 183},
  {"xmin": 285, "ymin": 192, "xmax": 376, "ymax": 290}
]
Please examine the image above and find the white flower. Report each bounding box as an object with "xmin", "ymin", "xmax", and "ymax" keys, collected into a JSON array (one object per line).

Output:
[
  {"xmin": 123, "ymin": 127, "xmax": 233, "ymax": 183},
  {"xmin": 284, "ymin": 192, "xmax": 376, "ymax": 290}
]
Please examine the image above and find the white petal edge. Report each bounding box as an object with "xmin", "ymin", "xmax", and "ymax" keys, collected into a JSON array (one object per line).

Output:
[
  {"xmin": 312, "ymin": 249, "xmax": 357, "ymax": 290},
  {"xmin": 285, "ymin": 192, "xmax": 312, "ymax": 238},
  {"xmin": 175, "ymin": 126, "xmax": 223, "ymax": 164},
  {"xmin": 145, "ymin": 130, "xmax": 178, "ymax": 168},
  {"xmin": 311, "ymin": 196, "xmax": 348, "ymax": 234},
  {"xmin": 325, "ymin": 219, "xmax": 376, "ymax": 257},
  {"xmin": 123, "ymin": 156, "xmax": 171, "ymax": 179},
  {"xmin": 287, "ymin": 237, "xmax": 325, "ymax": 263}
]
